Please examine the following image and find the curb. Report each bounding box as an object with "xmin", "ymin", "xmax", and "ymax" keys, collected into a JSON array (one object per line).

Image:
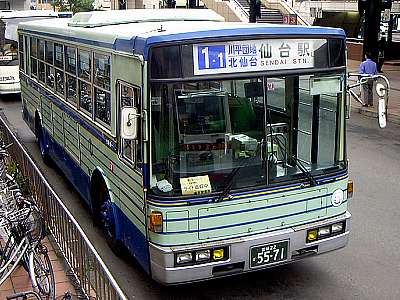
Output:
[{"xmin": 354, "ymin": 107, "xmax": 400, "ymax": 126}]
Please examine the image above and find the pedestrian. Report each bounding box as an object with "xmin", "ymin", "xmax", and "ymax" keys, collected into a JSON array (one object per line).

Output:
[{"xmin": 359, "ymin": 52, "xmax": 378, "ymax": 107}]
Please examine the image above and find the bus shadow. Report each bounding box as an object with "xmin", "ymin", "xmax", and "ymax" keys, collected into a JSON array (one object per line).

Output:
[{"xmin": 0, "ymin": 93, "xmax": 21, "ymax": 102}]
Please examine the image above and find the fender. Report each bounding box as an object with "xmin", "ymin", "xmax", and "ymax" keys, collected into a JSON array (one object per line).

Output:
[{"xmin": 90, "ymin": 167, "xmax": 121, "ymax": 240}]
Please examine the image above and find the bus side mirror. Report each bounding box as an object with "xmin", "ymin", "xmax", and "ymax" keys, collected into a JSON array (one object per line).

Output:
[{"xmin": 121, "ymin": 107, "xmax": 139, "ymax": 140}]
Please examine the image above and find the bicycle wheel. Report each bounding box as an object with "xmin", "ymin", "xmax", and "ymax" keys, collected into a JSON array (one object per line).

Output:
[{"xmin": 30, "ymin": 245, "xmax": 55, "ymax": 300}]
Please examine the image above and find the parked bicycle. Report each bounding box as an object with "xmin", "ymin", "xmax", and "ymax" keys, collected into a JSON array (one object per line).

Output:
[{"xmin": 0, "ymin": 140, "xmax": 55, "ymax": 299}]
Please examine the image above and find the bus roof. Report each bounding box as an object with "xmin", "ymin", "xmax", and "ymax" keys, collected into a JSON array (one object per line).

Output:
[
  {"xmin": 0, "ymin": 10, "xmax": 58, "ymax": 19},
  {"xmin": 18, "ymin": 9, "xmax": 346, "ymax": 59}
]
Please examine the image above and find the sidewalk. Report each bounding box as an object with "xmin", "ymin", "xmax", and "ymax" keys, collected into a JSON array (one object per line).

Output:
[
  {"xmin": 348, "ymin": 59, "xmax": 400, "ymax": 125},
  {"xmin": 0, "ymin": 238, "xmax": 76, "ymax": 299}
]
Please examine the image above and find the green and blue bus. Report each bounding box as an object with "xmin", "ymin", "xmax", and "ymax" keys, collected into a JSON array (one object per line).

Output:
[{"xmin": 18, "ymin": 9, "xmax": 352, "ymax": 284}]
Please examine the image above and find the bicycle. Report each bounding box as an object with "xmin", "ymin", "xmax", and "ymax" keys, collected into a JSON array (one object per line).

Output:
[{"xmin": 0, "ymin": 198, "xmax": 54, "ymax": 299}]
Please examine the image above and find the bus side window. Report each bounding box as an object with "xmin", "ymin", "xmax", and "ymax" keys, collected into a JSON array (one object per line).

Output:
[
  {"xmin": 119, "ymin": 83, "xmax": 142, "ymax": 170},
  {"xmin": 30, "ymin": 37, "xmax": 37, "ymax": 77}
]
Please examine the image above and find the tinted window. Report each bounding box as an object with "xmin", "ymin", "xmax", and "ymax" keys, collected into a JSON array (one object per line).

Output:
[
  {"xmin": 150, "ymin": 46, "xmax": 181, "ymax": 79},
  {"xmin": 95, "ymin": 88, "xmax": 111, "ymax": 125},
  {"xmin": 45, "ymin": 41, "xmax": 54, "ymax": 64},
  {"xmin": 55, "ymin": 69, "xmax": 64, "ymax": 95},
  {"xmin": 94, "ymin": 53, "xmax": 110, "ymax": 90},
  {"xmin": 66, "ymin": 75, "xmax": 77, "ymax": 103},
  {"xmin": 55, "ymin": 43, "xmax": 63, "ymax": 68},
  {"xmin": 38, "ymin": 40, "xmax": 45, "ymax": 60},
  {"xmin": 78, "ymin": 50, "xmax": 91, "ymax": 81},
  {"xmin": 79, "ymin": 80, "xmax": 92, "ymax": 113},
  {"xmin": 329, "ymin": 39, "xmax": 345, "ymax": 67},
  {"xmin": 30, "ymin": 37, "xmax": 37, "ymax": 58},
  {"xmin": 65, "ymin": 46, "xmax": 76, "ymax": 74}
]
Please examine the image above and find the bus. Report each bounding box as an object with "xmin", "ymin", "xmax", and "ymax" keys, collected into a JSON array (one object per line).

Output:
[
  {"xmin": 19, "ymin": 9, "xmax": 353, "ymax": 284},
  {"xmin": 0, "ymin": 10, "xmax": 59, "ymax": 95}
]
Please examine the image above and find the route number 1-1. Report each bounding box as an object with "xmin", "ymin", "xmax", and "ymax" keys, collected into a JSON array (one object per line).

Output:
[{"xmin": 198, "ymin": 45, "xmax": 226, "ymax": 70}]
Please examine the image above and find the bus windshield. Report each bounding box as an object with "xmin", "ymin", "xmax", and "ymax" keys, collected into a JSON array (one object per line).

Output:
[
  {"xmin": 150, "ymin": 72, "xmax": 346, "ymax": 196},
  {"xmin": 0, "ymin": 39, "xmax": 18, "ymax": 66}
]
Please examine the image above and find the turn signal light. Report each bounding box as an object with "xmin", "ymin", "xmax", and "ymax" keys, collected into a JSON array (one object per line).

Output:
[
  {"xmin": 213, "ymin": 249, "xmax": 225, "ymax": 261},
  {"xmin": 307, "ymin": 230, "xmax": 318, "ymax": 242},
  {"xmin": 347, "ymin": 180, "xmax": 354, "ymax": 199},
  {"xmin": 149, "ymin": 211, "xmax": 163, "ymax": 233}
]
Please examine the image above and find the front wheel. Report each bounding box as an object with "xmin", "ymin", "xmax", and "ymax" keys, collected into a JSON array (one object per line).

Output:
[
  {"xmin": 98, "ymin": 185, "xmax": 124, "ymax": 256},
  {"xmin": 37, "ymin": 123, "xmax": 51, "ymax": 165}
]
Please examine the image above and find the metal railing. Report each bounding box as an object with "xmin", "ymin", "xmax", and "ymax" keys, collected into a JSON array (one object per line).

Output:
[{"xmin": 0, "ymin": 114, "xmax": 128, "ymax": 300}]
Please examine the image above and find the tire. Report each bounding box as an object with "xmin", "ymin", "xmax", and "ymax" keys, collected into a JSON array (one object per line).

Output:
[
  {"xmin": 31, "ymin": 245, "xmax": 55, "ymax": 300},
  {"xmin": 98, "ymin": 183, "xmax": 124, "ymax": 256},
  {"xmin": 36, "ymin": 123, "xmax": 51, "ymax": 165}
]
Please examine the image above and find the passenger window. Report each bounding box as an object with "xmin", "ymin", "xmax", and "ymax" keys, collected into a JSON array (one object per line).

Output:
[
  {"xmin": 38, "ymin": 61, "xmax": 45, "ymax": 83},
  {"xmin": 55, "ymin": 69, "xmax": 64, "ymax": 96},
  {"xmin": 95, "ymin": 88, "xmax": 111, "ymax": 126},
  {"xmin": 19, "ymin": 35, "xmax": 24, "ymax": 71},
  {"xmin": 78, "ymin": 50, "xmax": 91, "ymax": 81},
  {"xmin": 46, "ymin": 65, "xmax": 55, "ymax": 89},
  {"xmin": 66, "ymin": 75, "xmax": 77, "ymax": 103},
  {"xmin": 94, "ymin": 53, "xmax": 110, "ymax": 90},
  {"xmin": 38, "ymin": 40, "xmax": 45, "ymax": 61},
  {"xmin": 65, "ymin": 46, "xmax": 76, "ymax": 74},
  {"xmin": 54, "ymin": 43, "xmax": 63, "ymax": 68},
  {"xmin": 79, "ymin": 80, "xmax": 92, "ymax": 114},
  {"xmin": 45, "ymin": 41, "xmax": 54, "ymax": 65},
  {"xmin": 30, "ymin": 37, "xmax": 37, "ymax": 77},
  {"xmin": 119, "ymin": 83, "xmax": 142, "ymax": 168}
]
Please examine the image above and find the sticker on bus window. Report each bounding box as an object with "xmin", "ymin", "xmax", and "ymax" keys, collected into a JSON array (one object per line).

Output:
[{"xmin": 180, "ymin": 175, "xmax": 211, "ymax": 196}]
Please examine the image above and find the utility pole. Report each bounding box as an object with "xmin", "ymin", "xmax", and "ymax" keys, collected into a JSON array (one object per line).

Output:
[{"xmin": 358, "ymin": 0, "xmax": 392, "ymax": 62}]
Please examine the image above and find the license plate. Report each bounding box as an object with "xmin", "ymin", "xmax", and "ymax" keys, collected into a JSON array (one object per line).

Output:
[{"xmin": 250, "ymin": 240, "xmax": 289, "ymax": 268}]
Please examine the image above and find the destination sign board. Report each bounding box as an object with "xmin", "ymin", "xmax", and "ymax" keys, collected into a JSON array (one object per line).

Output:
[{"xmin": 193, "ymin": 39, "xmax": 325, "ymax": 75}]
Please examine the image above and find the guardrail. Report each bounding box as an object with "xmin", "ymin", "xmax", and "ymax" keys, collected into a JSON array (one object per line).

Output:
[{"xmin": 0, "ymin": 114, "xmax": 128, "ymax": 300}]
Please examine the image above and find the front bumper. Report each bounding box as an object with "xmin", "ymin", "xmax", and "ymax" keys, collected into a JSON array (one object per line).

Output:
[
  {"xmin": 149, "ymin": 212, "xmax": 351, "ymax": 284},
  {"xmin": 0, "ymin": 82, "xmax": 21, "ymax": 94}
]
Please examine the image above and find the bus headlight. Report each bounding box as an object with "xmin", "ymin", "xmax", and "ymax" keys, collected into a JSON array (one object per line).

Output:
[
  {"xmin": 176, "ymin": 252, "xmax": 193, "ymax": 265},
  {"xmin": 331, "ymin": 222, "xmax": 344, "ymax": 234},
  {"xmin": 318, "ymin": 227, "xmax": 331, "ymax": 237},
  {"xmin": 196, "ymin": 250, "xmax": 211, "ymax": 262}
]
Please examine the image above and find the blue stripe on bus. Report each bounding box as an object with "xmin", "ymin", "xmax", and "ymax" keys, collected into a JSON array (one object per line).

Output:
[
  {"xmin": 147, "ymin": 171, "xmax": 348, "ymax": 207},
  {"xmin": 164, "ymin": 191, "xmax": 347, "ymax": 222},
  {"xmin": 21, "ymin": 73, "xmax": 117, "ymax": 152},
  {"xmin": 156, "ymin": 200, "xmax": 347, "ymax": 236},
  {"xmin": 150, "ymin": 211, "xmax": 349, "ymax": 247}
]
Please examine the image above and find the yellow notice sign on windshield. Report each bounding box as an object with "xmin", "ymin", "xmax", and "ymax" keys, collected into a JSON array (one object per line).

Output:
[{"xmin": 180, "ymin": 175, "xmax": 211, "ymax": 196}]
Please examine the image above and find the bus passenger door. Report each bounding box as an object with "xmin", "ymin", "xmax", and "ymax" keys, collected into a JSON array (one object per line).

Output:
[{"xmin": 117, "ymin": 81, "xmax": 147, "ymax": 260}]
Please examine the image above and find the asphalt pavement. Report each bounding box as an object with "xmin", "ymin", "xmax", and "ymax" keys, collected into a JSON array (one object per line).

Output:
[{"xmin": 1, "ymin": 62, "xmax": 400, "ymax": 299}]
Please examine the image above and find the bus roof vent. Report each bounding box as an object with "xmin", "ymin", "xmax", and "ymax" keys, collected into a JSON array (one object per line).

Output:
[{"xmin": 68, "ymin": 9, "xmax": 225, "ymax": 28}]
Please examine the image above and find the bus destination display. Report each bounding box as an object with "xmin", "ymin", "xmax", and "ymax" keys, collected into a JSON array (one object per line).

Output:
[{"xmin": 193, "ymin": 39, "xmax": 325, "ymax": 75}]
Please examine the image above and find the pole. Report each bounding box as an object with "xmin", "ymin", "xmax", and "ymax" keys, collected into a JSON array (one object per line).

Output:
[
  {"xmin": 363, "ymin": 0, "xmax": 381, "ymax": 62},
  {"xmin": 249, "ymin": 0, "xmax": 256, "ymax": 23}
]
